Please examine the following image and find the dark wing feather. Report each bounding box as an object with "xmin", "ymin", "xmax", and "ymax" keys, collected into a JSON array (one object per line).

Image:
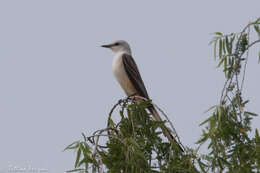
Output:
[{"xmin": 122, "ymin": 54, "xmax": 149, "ymax": 98}]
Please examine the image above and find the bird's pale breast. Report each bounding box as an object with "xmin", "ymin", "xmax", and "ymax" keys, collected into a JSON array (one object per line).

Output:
[{"xmin": 112, "ymin": 53, "xmax": 137, "ymax": 96}]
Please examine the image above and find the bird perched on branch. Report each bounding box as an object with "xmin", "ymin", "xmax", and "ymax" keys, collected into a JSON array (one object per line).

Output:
[{"xmin": 102, "ymin": 40, "xmax": 183, "ymax": 152}]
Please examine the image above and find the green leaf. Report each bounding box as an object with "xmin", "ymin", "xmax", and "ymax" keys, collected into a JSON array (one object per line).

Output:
[
  {"xmin": 75, "ymin": 148, "xmax": 82, "ymax": 168},
  {"xmin": 224, "ymin": 56, "xmax": 227, "ymax": 72},
  {"xmin": 254, "ymin": 24, "xmax": 260, "ymax": 38},
  {"xmin": 197, "ymin": 159, "xmax": 207, "ymax": 173},
  {"xmin": 256, "ymin": 129, "xmax": 260, "ymax": 140},
  {"xmin": 66, "ymin": 168, "xmax": 84, "ymax": 173},
  {"xmin": 225, "ymin": 36, "xmax": 232, "ymax": 54},
  {"xmin": 214, "ymin": 40, "xmax": 217, "ymax": 60},
  {"xmin": 219, "ymin": 39, "xmax": 223, "ymax": 58},
  {"xmin": 215, "ymin": 32, "xmax": 223, "ymax": 36},
  {"xmin": 217, "ymin": 106, "xmax": 222, "ymax": 121},
  {"xmin": 209, "ymin": 37, "xmax": 217, "ymax": 45},
  {"xmin": 242, "ymin": 100, "xmax": 250, "ymax": 106},
  {"xmin": 217, "ymin": 56, "xmax": 225, "ymax": 67},
  {"xmin": 230, "ymin": 34, "xmax": 235, "ymax": 51},
  {"xmin": 222, "ymin": 39, "xmax": 226, "ymax": 54},
  {"xmin": 64, "ymin": 141, "xmax": 80, "ymax": 151},
  {"xmin": 258, "ymin": 51, "xmax": 260, "ymax": 63},
  {"xmin": 200, "ymin": 115, "xmax": 213, "ymax": 126},
  {"xmin": 204, "ymin": 105, "xmax": 217, "ymax": 113},
  {"xmin": 244, "ymin": 111, "xmax": 258, "ymax": 116},
  {"xmin": 78, "ymin": 158, "xmax": 88, "ymax": 168},
  {"xmin": 208, "ymin": 117, "xmax": 217, "ymax": 136}
]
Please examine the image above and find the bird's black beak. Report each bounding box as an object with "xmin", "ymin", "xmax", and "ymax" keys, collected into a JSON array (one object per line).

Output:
[{"xmin": 101, "ymin": 44, "xmax": 112, "ymax": 48}]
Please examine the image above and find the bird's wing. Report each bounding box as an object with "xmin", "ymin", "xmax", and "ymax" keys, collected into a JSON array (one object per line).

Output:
[
  {"xmin": 122, "ymin": 54, "xmax": 183, "ymax": 151},
  {"xmin": 122, "ymin": 53, "xmax": 149, "ymax": 98}
]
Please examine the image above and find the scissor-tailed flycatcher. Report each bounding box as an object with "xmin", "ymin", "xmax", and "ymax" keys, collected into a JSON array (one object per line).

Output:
[{"xmin": 102, "ymin": 40, "xmax": 183, "ymax": 152}]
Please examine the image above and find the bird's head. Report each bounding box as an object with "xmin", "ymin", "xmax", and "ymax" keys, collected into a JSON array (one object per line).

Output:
[{"xmin": 101, "ymin": 40, "xmax": 131, "ymax": 54}]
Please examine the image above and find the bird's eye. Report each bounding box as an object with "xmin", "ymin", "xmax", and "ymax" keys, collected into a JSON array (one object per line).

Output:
[{"xmin": 114, "ymin": 42, "xmax": 119, "ymax": 46}]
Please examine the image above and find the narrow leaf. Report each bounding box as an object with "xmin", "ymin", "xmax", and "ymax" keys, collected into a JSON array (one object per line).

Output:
[
  {"xmin": 200, "ymin": 116, "xmax": 213, "ymax": 126},
  {"xmin": 215, "ymin": 32, "xmax": 223, "ymax": 36},
  {"xmin": 222, "ymin": 39, "xmax": 226, "ymax": 54},
  {"xmin": 66, "ymin": 169, "xmax": 84, "ymax": 173},
  {"xmin": 254, "ymin": 24, "xmax": 260, "ymax": 38},
  {"xmin": 217, "ymin": 57, "xmax": 225, "ymax": 67},
  {"xmin": 204, "ymin": 105, "xmax": 217, "ymax": 113},
  {"xmin": 225, "ymin": 36, "xmax": 231, "ymax": 54},
  {"xmin": 214, "ymin": 40, "xmax": 217, "ymax": 60},
  {"xmin": 224, "ymin": 56, "xmax": 227, "ymax": 72},
  {"xmin": 217, "ymin": 106, "xmax": 222, "ymax": 122},
  {"xmin": 258, "ymin": 51, "xmax": 260, "ymax": 63},
  {"xmin": 64, "ymin": 141, "xmax": 79, "ymax": 151},
  {"xmin": 75, "ymin": 148, "xmax": 82, "ymax": 168},
  {"xmin": 219, "ymin": 39, "xmax": 223, "ymax": 58},
  {"xmin": 244, "ymin": 111, "xmax": 258, "ymax": 116}
]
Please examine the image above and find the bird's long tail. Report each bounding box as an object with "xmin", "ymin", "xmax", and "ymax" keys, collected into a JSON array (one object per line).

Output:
[{"xmin": 148, "ymin": 105, "xmax": 184, "ymax": 152}]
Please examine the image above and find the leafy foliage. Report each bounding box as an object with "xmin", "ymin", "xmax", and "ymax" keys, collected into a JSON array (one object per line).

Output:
[
  {"xmin": 65, "ymin": 98, "xmax": 197, "ymax": 173},
  {"xmin": 197, "ymin": 17, "xmax": 260, "ymax": 172},
  {"xmin": 65, "ymin": 18, "xmax": 260, "ymax": 173}
]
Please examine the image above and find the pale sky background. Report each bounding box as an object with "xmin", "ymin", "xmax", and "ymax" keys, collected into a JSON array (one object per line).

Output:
[{"xmin": 0, "ymin": 1, "xmax": 259, "ymax": 173}]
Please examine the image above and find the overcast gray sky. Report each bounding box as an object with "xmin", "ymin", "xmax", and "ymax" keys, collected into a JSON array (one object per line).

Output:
[{"xmin": 0, "ymin": 1, "xmax": 259, "ymax": 172}]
